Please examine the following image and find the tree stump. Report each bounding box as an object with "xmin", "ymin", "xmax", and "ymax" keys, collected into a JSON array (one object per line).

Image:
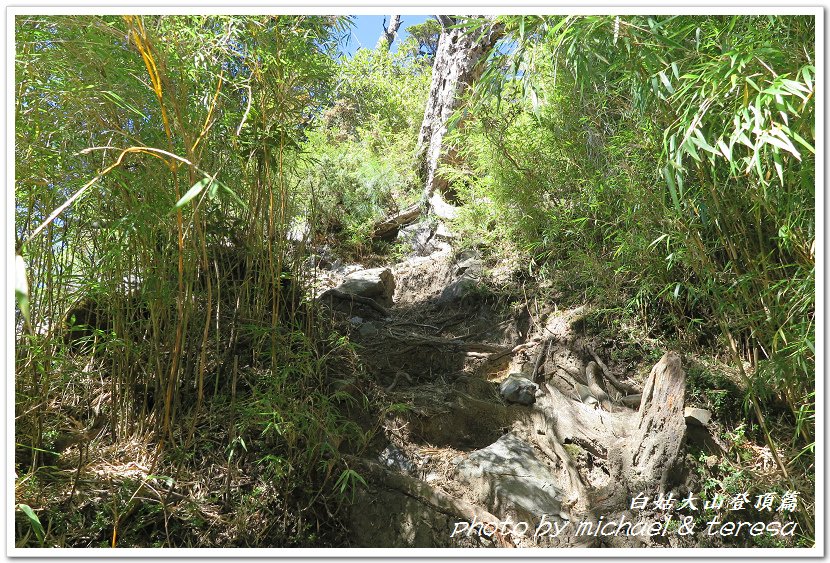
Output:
[
  {"xmin": 623, "ymin": 351, "xmax": 686, "ymax": 493},
  {"xmin": 534, "ymin": 351, "xmax": 687, "ymax": 516}
]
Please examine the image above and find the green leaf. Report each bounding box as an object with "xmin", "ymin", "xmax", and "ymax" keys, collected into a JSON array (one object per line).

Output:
[
  {"xmin": 649, "ymin": 233, "xmax": 670, "ymax": 249},
  {"xmin": 101, "ymin": 90, "xmax": 147, "ymax": 119},
  {"xmin": 658, "ymin": 70, "xmax": 674, "ymax": 94},
  {"xmin": 175, "ymin": 177, "xmax": 211, "ymax": 208},
  {"xmin": 801, "ymin": 66, "xmax": 813, "ymax": 90},
  {"xmin": 691, "ymin": 129, "xmax": 717, "ymax": 154},
  {"xmin": 147, "ymin": 474, "xmax": 175, "ymax": 487},
  {"xmin": 663, "ymin": 166, "xmax": 681, "ymax": 211},
  {"xmin": 17, "ymin": 504, "xmax": 45, "ymax": 545},
  {"xmin": 716, "ymin": 138, "xmax": 732, "ymax": 161},
  {"xmin": 772, "ymin": 150, "xmax": 784, "ymax": 185},
  {"xmin": 790, "ymin": 130, "xmax": 815, "ymax": 154},
  {"xmin": 683, "ymin": 137, "xmax": 701, "ymax": 162},
  {"xmin": 762, "ymin": 130, "xmax": 801, "ymax": 160},
  {"xmin": 15, "ymin": 255, "xmax": 30, "ymax": 327},
  {"xmin": 215, "ymin": 180, "xmax": 249, "ymax": 210},
  {"xmin": 335, "ymin": 468, "xmax": 367, "ymax": 496}
]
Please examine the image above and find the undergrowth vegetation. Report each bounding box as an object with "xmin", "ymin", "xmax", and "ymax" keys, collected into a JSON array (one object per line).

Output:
[{"xmin": 15, "ymin": 15, "xmax": 379, "ymax": 547}]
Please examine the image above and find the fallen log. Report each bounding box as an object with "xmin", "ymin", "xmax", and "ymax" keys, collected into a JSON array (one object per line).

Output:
[{"xmin": 372, "ymin": 203, "xmax": 422, "ymax": 241}]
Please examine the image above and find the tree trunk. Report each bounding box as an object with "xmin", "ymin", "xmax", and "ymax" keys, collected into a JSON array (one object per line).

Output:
[
  {"xmin": 415, "ymin": 17, "xmax": 502, "ymax": 209},
  {"xmin": 370, "ymin": 17, "xmax": 502, "ymax": 239},
  {"xmin": 376, "ymin": 15, "xmax": 402, "ymax": 51}
]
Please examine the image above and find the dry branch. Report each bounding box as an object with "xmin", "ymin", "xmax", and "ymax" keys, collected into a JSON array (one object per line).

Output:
[{"xmin": 585, "ymin": 344, "xmax": 640, "ymax": 395}]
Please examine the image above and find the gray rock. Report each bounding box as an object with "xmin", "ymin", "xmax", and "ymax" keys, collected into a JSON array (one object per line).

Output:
[
  {"xmin": 436, "ymin": 251, "xmax": 484, "ymax": 304},
  {"xmin": 620, "ymin": 393, "xmax": 642, "ymax": 408},
  {"xmin": 684, "ymin": 407, "xmax": 712, "ymax": 427},
  {"xmin": 437, "ymin": 275, "xmax": 479, "ymax": 304},
  {"xmin": 333, "ymin": 263, "xmax": 363, "ymax": 276},
  {"xmin": 398, "ymin": 222, "xmax": 452, "ymax": 256},
  {"xmin": 456, "ymin": 433, "xmax": 566, "ymax": 525},
  {"xmin": 433, "ymin": 222, "xmax": 454, "ymax": 240},
  {"xmin": 457, "ymin": 249, "xmax": 480, "ymax": 262},
  {"xmin": 499, "ymin": 374, "xmax": 538, "ymax": 406},
  {"xmin": 454, "ymin": 256, "xmax": 482, "ymax": 277},
  {"xmin": 337, "ymin": 267, "xmax": 395, "ymax": 307},
  {"xmin": 398, "ymin": 222, "xmax": 434, "ymax": 255}
]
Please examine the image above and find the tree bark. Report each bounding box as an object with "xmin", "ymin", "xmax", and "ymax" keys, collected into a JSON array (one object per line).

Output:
[{"xmin": 415, "ymin": 17, "xmax": 502, "ymax": 207}]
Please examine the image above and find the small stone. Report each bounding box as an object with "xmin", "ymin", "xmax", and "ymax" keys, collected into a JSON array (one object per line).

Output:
[
  {"xmin": 437, "ymin": 275, "xmax": 479, "ymax": 304},
  {"xmin": 499, "ymin": 374, "xmax": 538, "ymax": 406},
  {"xmin": 338, "ymin": 267, "xmax": 396, "ymax": 307}
]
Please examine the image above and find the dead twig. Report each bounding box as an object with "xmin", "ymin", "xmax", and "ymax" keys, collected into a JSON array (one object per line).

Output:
[{"xmin": 386, "ymin": 370, "xmax": 413, "ymax": 392}]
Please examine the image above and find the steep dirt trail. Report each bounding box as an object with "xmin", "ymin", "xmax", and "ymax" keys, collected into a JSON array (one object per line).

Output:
[{"xmin": 316, "ymin": 232, "xmax": 715, "ymax": 548}]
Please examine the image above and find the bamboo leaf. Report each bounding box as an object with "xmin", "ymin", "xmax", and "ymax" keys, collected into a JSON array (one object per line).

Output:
[
  {"xmin": 801, "ymin": 66, "xmax": 813, "ymax": 90},
  {"xmin": 658, "ymin": 70, "xmax": 675, "ymax": 94},
  {"xmin": 17, "ymin": 504, "xmax": 45, "ymax": 545},
  {"xmin": 175, "ymin": 177, "xmax": 211, "ymax": 208},
  {"xmin": 15, "ymin": 255, "xmax": 30, "ymax": 327},
  {"xmin": 772, "ymin": 150, "xmax": 785, "ymax": 185},
  {"xmin": 663, "ymin": 165, "xmax": 681, "ymax": 211},
  {"xmin": 216, "ymin": 180, "xmax": 249, "ymax": 210},
  {"xmin": 790, "ymin": 130, "xmax": 815, "ymax": 154},
  {"xmin": 101, "ymin": 90, "xmax": 148, "ymax": 119},
  {"xmin": 762, "ymin": 131, "xmax": 801, "ymax": 160},
  {"xmin": 683, "ymin": 137, "xmax": 701, "ymax": 162},
  {"xmin": 717, "ymin": 138, "xmax": 732, "ymax": 160}
]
